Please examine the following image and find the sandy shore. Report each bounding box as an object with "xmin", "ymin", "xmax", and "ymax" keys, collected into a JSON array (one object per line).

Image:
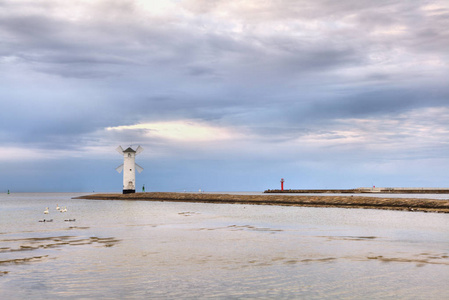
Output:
[{"xmin": 74, "ymin": 192, "xmax": 449, "ymax": 213}]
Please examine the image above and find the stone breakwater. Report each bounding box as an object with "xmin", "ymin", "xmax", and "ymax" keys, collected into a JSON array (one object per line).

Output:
[
  {"xmin": 265, "ymin": 188, "xmax": 449, "ymax": 194},
  {"xmin": 74, "ymin": 193, "xmax": 449, "ymax": 213}
]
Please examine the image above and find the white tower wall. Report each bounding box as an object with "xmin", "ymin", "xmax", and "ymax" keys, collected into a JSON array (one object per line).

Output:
[{"xmin": 123, "ymin": 151, "xmax": 136, "ymax": 193}]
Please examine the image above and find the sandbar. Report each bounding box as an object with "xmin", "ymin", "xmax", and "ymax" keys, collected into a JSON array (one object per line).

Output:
[{"xmin": 74, "ymin": 192, "xmax": 449, "ymax": 213}]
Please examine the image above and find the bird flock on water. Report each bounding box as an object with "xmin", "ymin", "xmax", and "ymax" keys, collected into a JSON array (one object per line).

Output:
[
  {"xmin": 44, "ymin": 204, "xmax": 67, "ymax": 213},
  {"xmin": 40, "ymin": 204, "xmax": 75, "ymax": 222}
]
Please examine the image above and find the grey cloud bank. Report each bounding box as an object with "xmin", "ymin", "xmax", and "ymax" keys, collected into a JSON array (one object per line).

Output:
[{"xmin": 1, "ymin": 0, "xmax": 448, "ymax": 192}]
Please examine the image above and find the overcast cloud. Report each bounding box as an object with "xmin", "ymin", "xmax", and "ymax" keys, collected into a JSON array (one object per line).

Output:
[{"xmin": 1, "ymin": 0, "xmax": 448, "ymax": 192}]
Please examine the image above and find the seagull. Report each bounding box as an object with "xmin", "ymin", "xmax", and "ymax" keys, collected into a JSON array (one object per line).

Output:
[
  {"xmin": 44, "ymin": 207, "xmax": 49, "ymax": 214},
  {"xmin": 56, "ymin": 204, "xmax": 60, "ymax": 210}
]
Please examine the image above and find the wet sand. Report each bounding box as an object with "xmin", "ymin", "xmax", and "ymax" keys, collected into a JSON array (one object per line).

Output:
[{"xmin": 74, "ymin": 192, "xmax": 449, "ymax": 213}]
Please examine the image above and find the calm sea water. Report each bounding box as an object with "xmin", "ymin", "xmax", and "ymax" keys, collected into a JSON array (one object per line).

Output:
[{"xmin": 1, "ymin": 192, "xmax": 448, "ymax": 299}]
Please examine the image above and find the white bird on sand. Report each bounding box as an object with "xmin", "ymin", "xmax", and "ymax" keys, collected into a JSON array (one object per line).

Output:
[
  {"xmin": 60, "ymin": 207, "xmax": 67, "ymax": 213},
  {"xmin": 44, "ymin": 207, "xmax": 49, "ymax": 214},
  {"xmin": 56, "ymin": 204, "xmax": 60, "ymax": 210}
]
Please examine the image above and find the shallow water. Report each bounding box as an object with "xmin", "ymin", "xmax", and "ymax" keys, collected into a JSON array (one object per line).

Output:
[{"xmin": 1, "ymin": 193, "xmax": 448, "ymax": 299}]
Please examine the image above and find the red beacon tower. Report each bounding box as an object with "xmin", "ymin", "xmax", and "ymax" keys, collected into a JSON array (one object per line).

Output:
[{"xmin": 280, "ymin": 178, "xmax": 285, "ymax": 191}]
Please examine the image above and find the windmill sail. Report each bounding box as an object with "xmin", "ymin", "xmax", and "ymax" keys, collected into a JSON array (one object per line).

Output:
[
  {"xmin": 116, "ymin": 146, "xmax": 124, "ymax": 155},
  {"xmin": 135, "ymin": 145, "xmax": 144, "ymax": 155},
  {"xmin": 115, "ymin": 164, "xmax": 124, "ymax": 173},
  {"xmin": 135, "ymin": 163, "xmax": 144, "ymax": 173}
]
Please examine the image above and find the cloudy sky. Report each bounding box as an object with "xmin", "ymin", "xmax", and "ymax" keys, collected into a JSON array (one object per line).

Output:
[{"xmin": 1, "ymin": 0, "xmax": 448, "ymax": 192}]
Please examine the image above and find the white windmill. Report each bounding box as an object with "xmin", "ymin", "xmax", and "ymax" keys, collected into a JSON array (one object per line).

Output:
[{"xmin": 116, "ymin": 145, "xmax": 144, "ymax": 194}]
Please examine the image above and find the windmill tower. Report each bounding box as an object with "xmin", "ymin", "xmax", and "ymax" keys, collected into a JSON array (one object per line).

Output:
[{"xmin": 116, "ymin": 145, "xmax": 144, "ymax": 194}]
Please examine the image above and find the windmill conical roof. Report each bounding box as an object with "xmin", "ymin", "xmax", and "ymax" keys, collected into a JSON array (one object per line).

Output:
[{"xmin": 123, "ymin": 147, "xmax": 136, "ymax": 153}]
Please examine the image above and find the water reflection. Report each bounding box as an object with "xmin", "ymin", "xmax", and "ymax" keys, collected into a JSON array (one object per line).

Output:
[{"xmin": 0, "ymin": 193, "xmax": 448, "ymax": 299}]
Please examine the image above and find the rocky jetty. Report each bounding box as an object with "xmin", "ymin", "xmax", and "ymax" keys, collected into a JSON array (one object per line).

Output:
[
  {"xmin": 265, "ymin": 188, "xmax": 449, "ymax": 194},
  {"xmin": 74, "ymin": 192, "xmax": 449, "ymax": 213}
]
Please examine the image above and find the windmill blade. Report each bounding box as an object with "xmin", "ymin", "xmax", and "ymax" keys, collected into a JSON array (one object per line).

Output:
[
  {"xmin": 135, "ymin": 163, "xmax": 144, "ymax": 173},
  {"xmin": 115, "ymin": 164, "xmax": 124, "ymax": 173},
  {"xmin": 116, "ymin": 146, "xmax": 124, "ymax": 155},
  {"xmin": 135, "ymin": 145, "xmax": 144, "ymax": 155}
]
